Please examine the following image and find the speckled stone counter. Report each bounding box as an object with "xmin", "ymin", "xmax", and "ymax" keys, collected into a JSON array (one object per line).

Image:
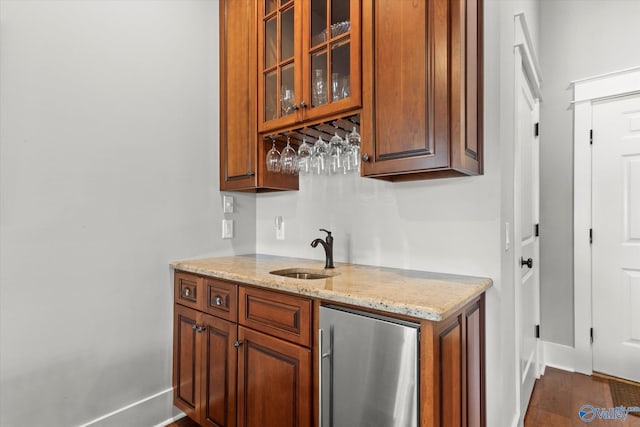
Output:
[{"xmin": 170, "ymin": 254, "xmax": 492, "ymax": 321}]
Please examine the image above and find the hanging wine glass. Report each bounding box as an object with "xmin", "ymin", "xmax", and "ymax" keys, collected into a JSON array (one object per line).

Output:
[
  {"xmin": 341, "ymin": 134, "xmax": 354, "ymax": 173},
  {"xmin": 297, "ymin": 138, "xmax": 312, "ymax": 175},
  {"xmin": 348, "ymin": 126, "xmax": 361, "ymax": 170},
  {"xmin": 266, "ymin": 139, "xmax": 281, "ymax": 172},
  {"xmin": 280, "ymin": 136, "xmax": 298, "ymax": 175},
  {"xmin": 310, "ymin": 137, "xmax": 327, "ymax": 175},
  {"xmin": 329, "ymin": 131, "xmax": 345, "ymax": 172}
]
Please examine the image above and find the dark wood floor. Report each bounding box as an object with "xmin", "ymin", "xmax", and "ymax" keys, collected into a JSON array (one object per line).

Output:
[
  {"xmin": 167, "ymin": 367, "xmax": 640, "ymax": 427},
  {"xmin": 525, "ymin": 367, "xmax": 640, "ymax": 426}
]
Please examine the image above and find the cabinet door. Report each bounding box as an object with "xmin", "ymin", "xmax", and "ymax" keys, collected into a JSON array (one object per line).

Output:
[
  {"xmin": 258, "ymin": 0, "xmax": 302, "ymax": 133},
  {"xmin": 301, "ymin": 0, "xmax": 361, "ymax": 121},
  {"xmin": 220, "ymin": 0, "xmax": 258, "ymax": 190},
  {"xmin": 173, "ymin": 304, "xmax": 202, "ymax": 423},
  {"xmin": 200, "ymin": 314, "xmax": 238, "ymax": 427},
  {"xmin": 361, "ymin": 0, "xmax": 482, "ymax": 180},
  {"xmin": 237, "ymin": 326, "xmax": 312, "ymax": 427}
]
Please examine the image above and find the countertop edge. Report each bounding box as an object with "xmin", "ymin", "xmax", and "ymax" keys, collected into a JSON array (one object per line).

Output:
[{"xmin": 170, "ymin": 261, "xmax": 492, "ymax": 322}]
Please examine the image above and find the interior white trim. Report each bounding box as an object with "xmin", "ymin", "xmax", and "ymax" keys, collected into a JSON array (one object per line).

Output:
[
  {"xmin": 154, "ymin": 414, "xmax": 186, "ymax": 427},
  {"xmin": 542, "ymin": 341, "xmax": 576, "ymax": 372},
  {"xmin": 77, "ymin": 387, "xmax": 173, "ymax": 427},
  {"xmin": 572, "ymin": 66, "xmax": 640, "ymax": 376},
  {"xmin": 514, "ymin": 13, "xmax": 543, "ymax": 99},
  {"xmin": 570, "ymin": 65, "xmax": 640, "ymax": 86}
]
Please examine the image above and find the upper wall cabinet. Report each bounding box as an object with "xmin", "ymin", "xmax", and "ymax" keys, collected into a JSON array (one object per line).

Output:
[
  {"xmin": 220, "ymin": 0, "xmax": 298, "ymax": 192},
  {"xmin": 258, "ymin": 0, "xmax": 362, "ymax": 133},
  {"xmin": 360, "ymin": 0, "xmax": 483, "ymax": 181}
]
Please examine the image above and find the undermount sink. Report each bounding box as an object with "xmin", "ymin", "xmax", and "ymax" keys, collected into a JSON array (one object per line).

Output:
[{"xmin": 270, "ymin": 268, "xmax": 340, "ymax": 280}]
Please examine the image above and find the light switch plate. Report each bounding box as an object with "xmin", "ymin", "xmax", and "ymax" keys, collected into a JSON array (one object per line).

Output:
[
  {"xmin": 223, "ymin": 195, "xmax": 234, "ymax": 213},
  {"xmin": 222, "ymin": 219, "xmax": 233, "ymax": 239}
]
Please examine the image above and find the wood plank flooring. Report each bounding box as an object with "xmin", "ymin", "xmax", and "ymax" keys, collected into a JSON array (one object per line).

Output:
[{"xmin": 525, "ymin": 367, "xmax": 640, "ymax": 426}]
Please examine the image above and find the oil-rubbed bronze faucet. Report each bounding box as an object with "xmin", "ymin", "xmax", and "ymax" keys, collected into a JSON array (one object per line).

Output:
[{"xmin": 311, "ymin": 229, "xmax": 334, "ymax": 269}]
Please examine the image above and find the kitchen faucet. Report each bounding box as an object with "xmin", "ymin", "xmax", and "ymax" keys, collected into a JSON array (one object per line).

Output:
[{"xmin": 311, "ymin": 229, "xmax": 334, "ymax": 269}]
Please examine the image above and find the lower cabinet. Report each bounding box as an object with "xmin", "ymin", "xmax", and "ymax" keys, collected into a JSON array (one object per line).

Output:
[
  {"xmin": 173, "ymin": 304, "xmax": 237, "ymax": 427},
  {"xmin": 173, "ymin": 272, "xmax": 312, "ymax": 427},
  {"xmin": 237, "ymin": 326, "xmax": 311, "ymax": 427},
  {"xmin": 173, "ymin": 270, "xmax": 484, "ymax": 427}
]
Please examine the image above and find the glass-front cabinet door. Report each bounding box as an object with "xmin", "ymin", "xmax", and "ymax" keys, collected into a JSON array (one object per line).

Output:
[
  {"xmin": 258, "ymin": 0, "xmax": 360, "ymax": 133},
  {"xmin": 303, "ymin": 0, "xmax": 360, "ymax": 121},
  {"xmin": 258, "ymin": 0, "xmax": 302, "ymax": 132}
]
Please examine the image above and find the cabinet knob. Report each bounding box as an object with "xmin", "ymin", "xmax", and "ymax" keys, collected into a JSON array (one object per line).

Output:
[
  {"xmin": 192, "ymin": 324, "xmax": 197, "ymax": 330},
  {"xmin": 247, "ymin": 171, "xmax": 255, "ymax": 177},
  {"xmin": 183, "ymin": 288, "xmax": 190, "ymax": 297},
  {"xmin": 292, "ymin": 103, "xmax": 299, "ymax": 110},
  {"xmin": 233, "ymin": 340, "xmax": 243, "ymax": 348},
  {"xmin": 362, "ymin": 153, "xmax": 370, "ymax": 162},
  {"xmin": 196, "ymin": 325, "xmax": 206, "ymax": 333},
  {"xmin": 299, "ymin": 101, "xmax": 307, "ymax": 108},
  {"xmin": 214, "ymin": 295, "xmax": 224, "ymax": 306}
]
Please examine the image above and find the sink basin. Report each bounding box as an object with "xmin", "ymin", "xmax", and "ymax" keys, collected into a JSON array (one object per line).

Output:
[{"xmin": 270, "ymin": 268, "xmax": 340, "ymax": 280}]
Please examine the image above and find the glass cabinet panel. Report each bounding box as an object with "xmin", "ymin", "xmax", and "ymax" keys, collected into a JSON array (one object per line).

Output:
[
  {"xmin": 331, "ymin": 39, "xmax": 350, "ymax": 101},
  {"xmin": 307, "ymin": 0, "xmax": 354, "ymax": 114},
  {"xmin": 260, "ymin": 1, "xmax": 297, "ymax": 126}
]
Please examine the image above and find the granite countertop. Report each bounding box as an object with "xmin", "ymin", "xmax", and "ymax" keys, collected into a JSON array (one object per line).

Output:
[{"xmin": 170, "ymin": 254, "xmax": 492, "ymax": 321}]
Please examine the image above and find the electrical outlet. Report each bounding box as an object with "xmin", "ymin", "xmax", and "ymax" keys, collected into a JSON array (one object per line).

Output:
[
  {"xmin": 222, "ymin": 219, "xmax": 233, "ymax": 239},
  {"xmin": 223, "ymin": 195, "xmax": 234, "ymax": 213},
  {"xmin": 275, "ymin": 216, "xmax": 285, "ymax": 240}
]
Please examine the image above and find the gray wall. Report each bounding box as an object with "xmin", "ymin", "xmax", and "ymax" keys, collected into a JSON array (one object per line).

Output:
[
  {"xmin": 255, "ymin": 2, "xmax": 539, "ymax": 425},
  {"xmin": 0, "ymin": 1, "xmax": 255, "ymax": 426},
  {"xmin": 539, "ymin": 0, "xmax": 640, "ymax": 346}
]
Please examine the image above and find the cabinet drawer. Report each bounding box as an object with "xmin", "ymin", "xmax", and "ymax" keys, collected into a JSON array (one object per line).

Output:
[
  {"xmin": 175, "ymin": 271, "xmax": 204, "ymax": 310},
  {"xmin": 239, "ymin": 286, "xmax": 311, "ymax": 347},
  {"xmin": 204, "ymin": 277, "xmax": 238, "ymax": 322}
]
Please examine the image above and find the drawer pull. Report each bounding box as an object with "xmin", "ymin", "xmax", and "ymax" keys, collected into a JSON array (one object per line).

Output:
[
  {"xmin": 214, "ymin": 295, "xmax": 224, "ymax": 306},
  {"xmin": 233, "ymin": 340, "xmax": 243, "ymax": 348},
  {"xmin": 183, "ymin": 288, "xmax": 190, "ymax": 297}
]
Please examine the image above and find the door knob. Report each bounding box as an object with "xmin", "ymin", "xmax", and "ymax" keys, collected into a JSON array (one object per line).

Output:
[{"xmin": 520, "ymin": 257, "xmax": 533, "ymax": 268}]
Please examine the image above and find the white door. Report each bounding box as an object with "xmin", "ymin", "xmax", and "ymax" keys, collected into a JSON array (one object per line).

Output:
[
  {"xmin": 515, "ymin": 64, "xmax": 540, "ymax": 420},
  {"xmin": 592, "ymin": 94, "xmax": 640, "ymax": 383}
]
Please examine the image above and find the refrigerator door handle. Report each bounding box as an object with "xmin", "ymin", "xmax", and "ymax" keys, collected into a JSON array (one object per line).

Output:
[{"xmin": 318, "ymin": 328, "xmax": 323, "ymax": 427}]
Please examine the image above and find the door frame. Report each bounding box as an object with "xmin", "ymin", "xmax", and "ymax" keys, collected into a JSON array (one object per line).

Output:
[
  {"xmin": 572, "ymin": 65, "xmax": 640, "ymax": 375},
  {"xmin": 513, "ymin": 12, "xmax": 542, "ymax": 424}
]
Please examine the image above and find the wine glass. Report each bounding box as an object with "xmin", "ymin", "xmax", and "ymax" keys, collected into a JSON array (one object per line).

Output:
[
  {"xmin": 280, "ymin": 137, "xmax": 298, "ymax": 175},
  {"xmin": 297, "ymin": 138, "xmax": 312, "ymax": 175},
  {"xmin": 266, "ymin": 140, "xmax": 281, "ymax": 172},
  {"xmin": 348, "ymin": 126, "xmax": 361, "ymax": 170},
  {"xmin": 281, "ymin": 88, "xmax": 295, "ymax": 116},
  {"xmin": 342, "ymin": 135, "xmax": 354, "ymax": 173},
  {"xmin": 311, "ymin": 137, "xmax": 327, "ymax": 175},
  {"xmin": 329, "ymin": 131, "xmax": 345, "ymax": 172}
]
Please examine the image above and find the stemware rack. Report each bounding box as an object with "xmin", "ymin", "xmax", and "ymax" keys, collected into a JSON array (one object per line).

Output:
[{"xmin": 263, "ymin": 113, "xmax": 360, "ymax": 149}]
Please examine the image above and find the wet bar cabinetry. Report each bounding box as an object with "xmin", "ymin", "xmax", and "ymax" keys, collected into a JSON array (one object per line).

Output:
[
  {"xmin": 172, "ymin": 257, "xmax": 489, "ymax": 427},
  {"xmin": 219, "ymin": 0, "xmax": 361, "ymax": 192},
  {"xmin": 360, "ymin": 0, "xmax": 483, "ymax": 180}
]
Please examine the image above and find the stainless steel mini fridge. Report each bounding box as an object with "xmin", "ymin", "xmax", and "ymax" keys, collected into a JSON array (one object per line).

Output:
[{"xmin": 319, "ymin": 305, "xmax": 420, "ymax": 427}]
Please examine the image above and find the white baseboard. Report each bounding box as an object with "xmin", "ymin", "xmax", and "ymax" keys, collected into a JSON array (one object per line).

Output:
[
  {"xmin": 542, "ymin": 341, "xmax": 576, "ymax": 372},
  {"xmin": 78, "ymin": 387, "xmax": 181, "ymax": 427},
  {"xmin": 153, "ymin": 413, "xmax": 186, "ymax": 427}
]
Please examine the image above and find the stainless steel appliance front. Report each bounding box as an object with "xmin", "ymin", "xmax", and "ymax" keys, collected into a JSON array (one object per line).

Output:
[{"xmin": 319, "ymin": 305, "xmax": 419, "ymax": 427}]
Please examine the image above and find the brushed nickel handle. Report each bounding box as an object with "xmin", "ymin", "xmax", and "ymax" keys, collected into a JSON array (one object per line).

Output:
[
  {"xmin": 183, "ymin": 288, "xmax": 190, "ymax": 297},
  {"xmin": 214, "ymin": 295, "xmax": 224, "ymax": 306}
]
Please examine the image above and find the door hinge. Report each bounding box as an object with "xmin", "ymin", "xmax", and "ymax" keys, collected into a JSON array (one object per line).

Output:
[
  {"xmin": 535, "ymin": 324, "xmax": 540, "ymax": 339},
  {"xmin": 589, "ymin": 228, "xmax": 593, "ymax": 244},
  {"xmin": 590, "ymin": 327, "xmax": 594, "ymax": 344},
  {"xmin": 534, "ymin": 122, "xmax": 540, "ymax": 137},
  {"xmin": 534, "ymin": 223, "xmax": 540, "ymax": 237},
  {"xmin": 590, "ymin": 129, "xmax": 593, "ymax": 145}
]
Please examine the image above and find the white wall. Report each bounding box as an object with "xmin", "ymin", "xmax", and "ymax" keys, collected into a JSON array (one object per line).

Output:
[
  {"xmin": 255, "ymin": 2, "xmax": 539, "ymax": 425},
  {"xmin": 0, "ymin": 1, "xmax": 255, "ymax": 426},
  {"xmin": 539, "ymin": 0, "xmax": 640, "ymax": 346}
]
